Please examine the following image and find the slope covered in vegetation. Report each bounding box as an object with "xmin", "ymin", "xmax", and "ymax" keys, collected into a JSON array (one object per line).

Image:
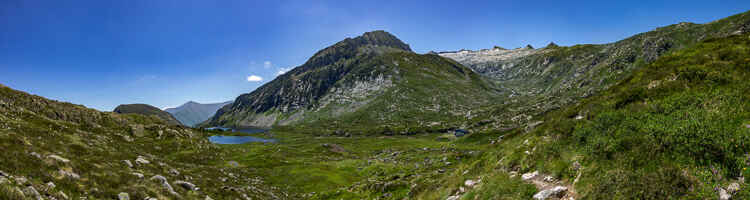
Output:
[{"xmin": 483, "ymin": 33, "xmax": 750, "ymax": 199}]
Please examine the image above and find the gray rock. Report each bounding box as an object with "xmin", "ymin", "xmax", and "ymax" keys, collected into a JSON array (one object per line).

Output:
[
  {"xmin": 57, "ymin": 191, "xmax": 69, "ymax": 200},
  {"xmin": 118, "ymin": 192, "xmax": 130, "ymax": 200},
  {"xmin": 727, "ymin": 182, "xmax": 741, "ymax": 194},
  {"xmin": 543, "ymin": 176, "xmax": 556, "ymax": 182},
  {"xmin": 46, "ymin": 182, "xmax": 56, "ymax": 189},
  {"xmin": 446, "ymin": 195, "xmax": 460, "ymax": 200},
  {"xmin": 58, "ymin": 169, "xmax": 80, "ymax": 179},
  {"xmin": 14, "ymin": 176, "xmax": 28, "ymax": 185},
  {"xmin": 0, "ymin": 170, "xmax": 7, "ymax": 177},
  {"xmin": 150, "ymin": 175, "xmax": 178, "ymax": 196},
  {"xmin": 522, "ymin": 171, "xmax": 539, "ymax": 180},
  {"xmin": 131, "ymin": 172, "xmax": 144, "ymax": 179},
  {"xmin": 464, "ymin": 179, "xmax": 479, "ymax": 187},
  {"xmin": 719, "ymin": 188, "xmax": 731, "ymax": 200},
  {"xmin": 533, "ymin": 186, "xmax": 568, "ymax": 200},
  {"xmin": 23, "ymin": 186, "xmax": 42, "ymax": 200},
  {"xmin": 30, "ymin": 152, "xmax": 42, "ymax": 159},
  {"xmin": 47, "ymin": 154, "xmax": 70, "ymax": 163},
  {"xmin": 174, "ymin": 180, "xmax": 197, "ymax": 191},
  {"xmin": 169, "ymin": 169, "xmax": 180, "ymax": 176},
  {"xmin": 135, "ymin": 156, "xmax": 150, "ymax": 165},
  {"xmin": 122, "ymin": 160, "xmax": 133, "ymax": 168}
]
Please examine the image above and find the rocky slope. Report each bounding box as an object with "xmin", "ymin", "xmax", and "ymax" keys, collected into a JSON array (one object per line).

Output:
[
  {"xmin": 440, "ymin": 10, "xmax": 750, "ymax": 131},
  {"xmin": 165, "ymin": 101, "xmax": 232, "ymax": 127},
  {"xmin": 488, "ymin": 32, "xmax": 750, "ymax": 199},
  {"xmin": 0, "ymin": 84, "xmax": 284, "ymax": 199},
  {"xmin": 114, "ymin": 104, "xmax": 183, "ymax": 126},
  {"xmin": 205, "ymin": 31, "xmax": 500, "ymax": 133}
]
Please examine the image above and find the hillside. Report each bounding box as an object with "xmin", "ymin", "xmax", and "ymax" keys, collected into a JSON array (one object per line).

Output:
[
  {"xmin": 113, "ymin": 104, "xmax": 183, "ymax": 126},
  {"xmin": 441, "ymin": 10, "xmax": 750, "ymax": 131},
  {"xmin": 165, "ymin": 101, "xmax": 232, "ymax": 127},
  {"xmin": 0, "ymin": 84, "xmax": 284, "ymax": 199},
  {"xmin": 463, "ymin": 33, "xmax": 750, "ymax": 199},
  {"xmin": 205, "ymin": 31, "xmax": 500, "ymax": 133}
]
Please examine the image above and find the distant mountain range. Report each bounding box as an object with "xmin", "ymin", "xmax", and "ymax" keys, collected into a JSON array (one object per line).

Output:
[
  {"xmin": 165, "ymin": 101, "xmax": 232, "ymax": 127},
  {"xmin": 113, "ymin": 103, "xmax": 183, "ymax": 126}
]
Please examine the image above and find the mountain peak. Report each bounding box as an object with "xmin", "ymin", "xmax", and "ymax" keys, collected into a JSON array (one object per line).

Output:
[{"xmin": 353, "ymin": 30, "xmax": 412, "ymax": 52}]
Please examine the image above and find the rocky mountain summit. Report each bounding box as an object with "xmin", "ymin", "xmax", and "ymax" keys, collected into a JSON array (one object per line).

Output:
[{"xmin": 165, "ymin": 101, "xmax": 232, "ymax": 127}]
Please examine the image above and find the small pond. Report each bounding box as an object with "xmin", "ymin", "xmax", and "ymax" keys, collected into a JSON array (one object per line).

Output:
[
  {"xmin": 206, "ymin": 127, "xmax": 277, "ymax": 144},
  {"xmin": 208, "ymin": 135, "xmax": 276, "ymax": 144}
]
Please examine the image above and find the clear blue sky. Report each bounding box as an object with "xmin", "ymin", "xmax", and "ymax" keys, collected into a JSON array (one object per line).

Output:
[{"xmin": 1, "ymin": 0, "xmax": 749, "ymax": 111}]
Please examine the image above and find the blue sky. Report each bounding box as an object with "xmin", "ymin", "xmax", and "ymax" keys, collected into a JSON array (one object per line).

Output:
[{"xmin": 1, "ymin": 0, "xmax": 749, "ymax": 111}]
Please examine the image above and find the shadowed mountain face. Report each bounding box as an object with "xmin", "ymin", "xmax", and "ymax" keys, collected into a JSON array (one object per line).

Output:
[
  {"xmin": 113, "ymin": 104, "xmax": 183, "ymax": 126},
  {"xmin": 205, "ymin": 30, "xmax": 500, "ymax": 132},
  {"xmin": 165, "ymin": 101, "xmax": 232, "ymax": 127}
]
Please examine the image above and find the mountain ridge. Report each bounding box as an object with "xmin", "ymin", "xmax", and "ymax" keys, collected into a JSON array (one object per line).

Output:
[
  {"xmin": 113, "ymin": 103, "xmax": 183, "ymax": 126},
  {"xmin": 165, "ymin": 100, "xmax": 232, "ymax": 127}
]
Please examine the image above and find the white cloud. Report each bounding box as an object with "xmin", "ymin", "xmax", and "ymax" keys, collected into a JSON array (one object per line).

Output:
[
  {"xmin": 246, "ymin": 75, "xmax": 263, "ymax": 82},
  {"xmin": 277, "ymin": 67, "xmax": 292, "ymax": 75},
  {"xmin": 263, "ymin": 61, "xmax": 272, "ymax": 69}
]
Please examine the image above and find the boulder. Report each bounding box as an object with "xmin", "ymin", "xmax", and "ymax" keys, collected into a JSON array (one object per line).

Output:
[
  {"xmin": 533, "ymin": 186, "xmax": 568, "ymax": 200},
  {"xmin": 174, "ymin": 180, "xmax": 197, "ymax": 191},
  {"xmin": 46, "ymin": 182, "xmax": 56, "ymax": 190},
  {"xmin": 135, "ymin": 156, "xmax": 150, "ymax": 165},
  {"xmin": 14, "ymin": 176, "xmax": 28, "ymax": 185},
  {"xmin": 58, "ymin": 169, "xmax": 80, "ymax": 179},
  {"xmin": 719, "ymin": 188, "xmax": 731, "ymax": 200},
  {"xmin": 29, "ymin": 152, "xmax": 42, "ymax": 159},
  {"xmin": 132, "ymin": 173, "xmax": 144, "ymax": 179},
  {"xmin": 727, "ymin": 182, "xmax": 741, "ymax": 194},
  {"xmin": 446, "ymin": 195, "xmax": 460, "ymax": 200},
  {"xmin": 0, "ymin": 170, "xmax": 7, "ymax": 177},
  {"xmin": 57, "ymin": 191, "xmax": 69, "ymax": 200},
  {"xmin": 464, "ymin": 179, "xmax": 479, "ymax": 187},
  {"xmin": 151, "ymin": 175, "xmax": 178, "ymax": 196},
  {"xmin": 23, "ymin": 186, "xmax": 42, "ymax": 200},
  {"xmin": 522, "ymin": 171, "xmax": 539, "ymax": 180},
  {"xmin": 123, "ymin": 160, "xmax": 133, "ymax": 168},
  {"xmin": 118, "ymin": 192, "xmax": 130, "ymax": 200}
]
